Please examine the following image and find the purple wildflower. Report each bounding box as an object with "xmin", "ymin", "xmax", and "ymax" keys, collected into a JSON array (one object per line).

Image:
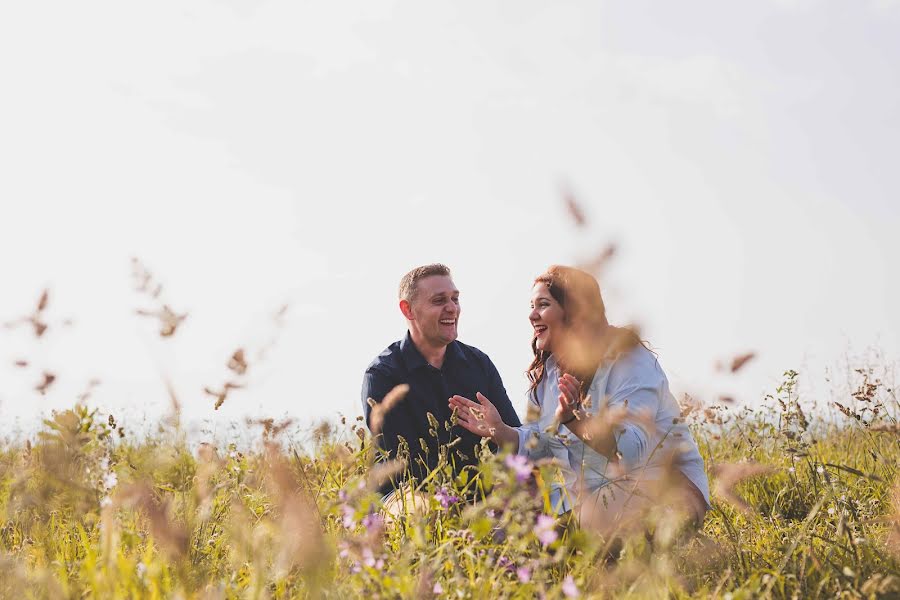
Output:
[
  {"xmin": 533, "ymin": 514, "xmax": 558, "ymax": 547},
  {"xmin": 433, "ymin": 582, "xmax": 444, "ymax": 594},
  {"xmin": 504, "ymin": 453, "xmax": 533, "ymax": 483},
  {"xmin": 362, "ymin": 512, "xmax": 383, "ymax": 530},
  {"xmin": 341, "ymin": 504, "xmax": 356, "ymax": 528},
  {"xmin": 497, "ymin": 555, "xmax": 514, "ymax": 572},
  {"xmin": 362, "ymin": 547, "xmax": 384, "ymax": 570},
  {"xmin": 517, "ymin": 566, "xmax": 532, "ymax": 583},
  {"xmin": 562, "ymin": 575, "xmax": 579, "ymax": 598},
  {"xmin": 434, "ymin": 487, "xmax": 460, "ymax": 509}
]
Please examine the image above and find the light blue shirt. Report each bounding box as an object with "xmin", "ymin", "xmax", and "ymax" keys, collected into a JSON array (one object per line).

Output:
[{"xmin": 515, "ymin": 345, "xmax": 711, "ymax": 514}]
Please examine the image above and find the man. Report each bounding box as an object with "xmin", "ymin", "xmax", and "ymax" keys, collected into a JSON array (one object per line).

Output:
[{"xmin": 361, "ymin": 263, "xmax": 521, "ymax": 498}]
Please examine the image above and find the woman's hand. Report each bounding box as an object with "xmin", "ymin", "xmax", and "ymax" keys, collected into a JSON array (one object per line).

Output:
[
  {"xmin": 448, "ymin": 393, "xmax": 518, "ymax": 448},
  {"xmin": 554, "ymin": 373, "xmax": 582, "ymax": 423}
]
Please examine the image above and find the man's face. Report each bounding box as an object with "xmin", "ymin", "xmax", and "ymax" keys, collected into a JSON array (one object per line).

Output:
[{"xmin": 406, "ymin": 275, "xmax": 460, "ymax": 347}]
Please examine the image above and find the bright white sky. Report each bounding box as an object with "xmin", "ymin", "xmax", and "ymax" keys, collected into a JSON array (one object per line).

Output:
[{"xmin": 1, "ymin": 1, "xmax": 898, "ymax": 439}]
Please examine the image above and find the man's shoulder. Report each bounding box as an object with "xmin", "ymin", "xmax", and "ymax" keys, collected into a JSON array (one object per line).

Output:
[
  {"xmin": 365, "ymin": 340, "xmax": 404, "ymax": 375},
  {"xmin": 452, "ymin": 339, "xmax": 495, "ymax": 367}
]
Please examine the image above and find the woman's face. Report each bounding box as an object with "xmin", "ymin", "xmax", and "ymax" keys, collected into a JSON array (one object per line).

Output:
[{"xmin": 529, "ymin": 282, "xmax": 565, "ymax": 353}]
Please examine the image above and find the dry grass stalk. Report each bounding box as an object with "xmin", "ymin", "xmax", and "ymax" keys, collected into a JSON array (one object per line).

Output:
[
  {"xmin": 870, "ymin": 423, "xmax": 900, "ymax": 434},
  {"xmin": 367, "ymin": 384, "xmax": 410, "ymax": 436},
  {"xmin": 247, "ymin": 417, "xmax": 294, "ymax": 440},
  {"xmin": 729, "ymin": 352, "xmax": 756, "ymax": 373},
  {"xmin": 711, "ymin": 462, "xmax": 774, "ymax": 516},
  {"xmin": 577, "ymin": 244, "xmax": 617, "ymax": 276},
  {"xmin": 195, "ymin": 443, "xmax": 222, "ymax": 521},
  {"xmin": 34, "ymin": 371, "xmax": 56, "ymax": 395},
  {"xmin": 131, "ymin": 258, "xmax": 187, "ymax": 337},
  {"xmin": 366, "ymin": 459, "xmax": 407, "ymax": 491},
  {"xmin": 561, "ymin": 184, "xmax": 587, "ymax": 227},
  {"xmin": 575, "ymin": 401, "xmax": 654, "ymax": 449},
  {"xmin": 263, "ymin": 442, "xmax": 325, "ymax": 574},
  {"xmin": 227, "ymin": 348, "xmax": 248, "ymax": 375},
  {"xmin": 135, "ymin": 305, "xmax": 187, "ymax": 337},
  {"xmin": 887, "ymin": 481, "xmax": 900, "ymax": 558},
  {"xmin": 205, "ymin": 382, "xmax": 243, "ymax": 410},
  {"xmin": 3, "ymin": 289, "xmax": 51, "ymax": 337},
  {"xmin": 117, "ymin": 482, "xmax": 189, "ymax": 561}
]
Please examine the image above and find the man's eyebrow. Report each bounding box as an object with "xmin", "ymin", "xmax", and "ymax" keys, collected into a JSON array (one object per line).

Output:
[{"xmin": 429, "ymin": 291, "xmax": 459, "ymax": 299}]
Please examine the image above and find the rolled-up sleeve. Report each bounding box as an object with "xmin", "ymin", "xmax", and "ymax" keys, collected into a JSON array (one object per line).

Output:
[
  {"xmin": 515, "ymin": 400, "xmax": 552, "ymax": 460},
  {"xmin": 605, "ymin": 357, "xmax": 663, "ymax": 471}
]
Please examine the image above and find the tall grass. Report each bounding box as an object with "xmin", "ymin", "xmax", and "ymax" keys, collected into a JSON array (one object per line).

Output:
[
  {"xmin": 2, "ymin": 256, "xmax": 899, "ymax": 598},
  {"xmin": 1, "ymin": 366, "xmax": 899, "ymax": 599}
]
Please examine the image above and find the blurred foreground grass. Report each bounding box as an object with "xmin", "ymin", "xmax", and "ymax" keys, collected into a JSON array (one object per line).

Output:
[{"xmin": 1, "ymin": 369, "xmax": 899, "ymax": 599}]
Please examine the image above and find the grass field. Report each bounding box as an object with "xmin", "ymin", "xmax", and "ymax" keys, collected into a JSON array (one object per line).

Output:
[{"xmin": 1, "ymin": 365, "xmax": 899, "ymax": 599}]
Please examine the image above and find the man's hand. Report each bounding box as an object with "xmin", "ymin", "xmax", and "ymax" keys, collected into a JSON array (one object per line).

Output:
[{"xmin": 449, "ymin": 392, "xmax": 518, "ymax": 448}]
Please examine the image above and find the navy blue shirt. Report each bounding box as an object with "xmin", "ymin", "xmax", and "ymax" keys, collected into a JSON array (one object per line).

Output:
[{"xmin": 362, "ymin": 332, "xmax": 522, "ymax": 492}]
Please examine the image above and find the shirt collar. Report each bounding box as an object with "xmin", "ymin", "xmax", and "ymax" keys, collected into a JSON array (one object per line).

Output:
[{"xmin": 400, "ymin": 331, "xmax": 468, "ymax": 371}]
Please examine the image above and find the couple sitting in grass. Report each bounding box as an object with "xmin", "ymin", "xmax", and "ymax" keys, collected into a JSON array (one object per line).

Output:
[{"xmin": 361, "ymin": 263, "xmax": 710, "ymax": 539}]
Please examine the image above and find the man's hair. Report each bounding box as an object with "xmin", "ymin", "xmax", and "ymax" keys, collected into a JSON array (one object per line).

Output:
[{"xmin": 398, "ymin": 264, "xmax": 451, "ymax": 303}]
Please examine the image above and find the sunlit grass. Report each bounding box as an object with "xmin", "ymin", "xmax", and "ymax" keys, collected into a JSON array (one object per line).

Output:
[{"xmin": 0, "ymin": 367, "xmax": 898, "ymax": 599}]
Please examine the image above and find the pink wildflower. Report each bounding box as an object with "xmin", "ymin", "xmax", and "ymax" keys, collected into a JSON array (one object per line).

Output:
[
  {"xmin": 534, "ymin": 514, "xmax": 558, "ymax": 546},
  {"xmin": 562, "ymin": 575, "xmax": 579, "ymax": 598},
  {"xmin": 517, "ymin": 566, "xmax": 532, "ymax": 583},
  {"xmin": 341, "ymin": 504, "xmax": 356, "ymax": 528},
  {"xmin": 504, "ymin": 453, "xmax": 533, "ymax": 483},
  {"xmin": 362, "ymin": 512, "xmax": 383, "ymax": 530}
]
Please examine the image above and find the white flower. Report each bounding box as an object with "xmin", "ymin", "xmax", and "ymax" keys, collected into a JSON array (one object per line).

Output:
[
  {"xmin": 816, "ymin": 466, "xmax": 824, "ymax": 474},
  {"xmin": 102, "ymin": 471, "xmax": 118, "ymax": 490},
  {"xmin": 100, "ymin": 496, "xmax": 112, "ymax": 508},
  {"xmin": 136, "ymin": 562, "xmax": 146, "ymax": 578}
]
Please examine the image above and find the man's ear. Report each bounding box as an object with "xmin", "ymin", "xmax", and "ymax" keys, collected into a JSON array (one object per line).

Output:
[{"xmin": 399, "ymin": 299, "xmax": 414, "ymax": 321}]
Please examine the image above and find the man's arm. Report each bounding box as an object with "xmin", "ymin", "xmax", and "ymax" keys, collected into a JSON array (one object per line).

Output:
[
  {"xmin": 361, "ymin": 368, "xmax": 404, "ymax": 459},
  {"xmin": 485, "ymin": 358, "xmax": 522, "ymax": 427}
]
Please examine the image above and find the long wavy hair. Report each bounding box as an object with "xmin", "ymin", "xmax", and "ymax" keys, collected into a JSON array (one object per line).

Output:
[{"xmin": 526, "ymin": 265, "xmax": 648, "ymax": 406}]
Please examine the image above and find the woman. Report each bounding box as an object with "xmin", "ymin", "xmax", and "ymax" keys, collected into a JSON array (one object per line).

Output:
[{"xmin": 449, "ymin": 265, "xmax": 710, "ymax": 537}]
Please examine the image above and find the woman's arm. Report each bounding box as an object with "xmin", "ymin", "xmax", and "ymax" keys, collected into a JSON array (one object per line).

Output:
[{"xmin": 555, "ymin": 373, "xmax": 618, "ymax": 458}]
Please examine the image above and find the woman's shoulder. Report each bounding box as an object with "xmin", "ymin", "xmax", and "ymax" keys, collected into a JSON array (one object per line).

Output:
[{"xmin": 605, "ymin": 343, "xmax": 665, "ymax": 389}]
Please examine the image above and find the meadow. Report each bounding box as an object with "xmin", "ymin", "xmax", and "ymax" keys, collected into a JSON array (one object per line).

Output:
[
  {"xmin": 0, "ymin": 362, "xmax": 898, "ymax": 599},
  {"xmin": 2, "ymin": 267, "xmax": 899, "ymax": 599}
]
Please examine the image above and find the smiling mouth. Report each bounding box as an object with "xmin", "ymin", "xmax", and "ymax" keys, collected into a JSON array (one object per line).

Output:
[
  {"xmin": 440, "ymin": 319, "xmax": 457, "ymax": 326},
  {"xmin": 533, "ymin": 325, "xmax": 547, "ymax": 336}
]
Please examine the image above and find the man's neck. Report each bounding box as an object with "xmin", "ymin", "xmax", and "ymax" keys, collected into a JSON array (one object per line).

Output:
[{"xmin": 409, "ymin": 331, "xmax": 448, "ymax": 369}]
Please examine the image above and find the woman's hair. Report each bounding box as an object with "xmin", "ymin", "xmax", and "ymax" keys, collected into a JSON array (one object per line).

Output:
[{"xmin": 526, "ymin": 265, "xmax": 647, "ymax": 406}]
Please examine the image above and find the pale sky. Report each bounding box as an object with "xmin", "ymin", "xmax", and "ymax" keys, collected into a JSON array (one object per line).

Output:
[{"xmin": 1, "ymin": 1, "xmax": 898, "ymax": 438}]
